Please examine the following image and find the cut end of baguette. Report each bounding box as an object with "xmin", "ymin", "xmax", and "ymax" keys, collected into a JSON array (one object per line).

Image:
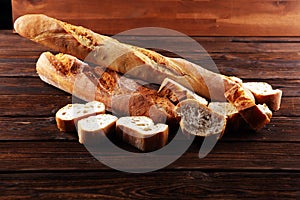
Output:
[{"xmin": 176, "ymin": 99, "xmax": 226, "ymax": 137}]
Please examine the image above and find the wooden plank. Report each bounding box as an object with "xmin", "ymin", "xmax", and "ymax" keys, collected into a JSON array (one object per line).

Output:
[
  {"xmin": 0, "ymin": 116, "xmax": 299, "ymax": 142},
  {"xmin": 11, "ymin": 0, "xmax": 300, "ymax": 36},
  {"xmin": 0, "ymin": 171, "xmax": 299, "ymax": 199},
  {"xmin": 0, "ymin": 95, "xmax": 72, "ymax": 117},
  {"xmin": 0, "ymin": 77, "xmax": 66, "ymax": 95},
  {"xmin": 0, "ymin": 141, "xmax": 298, "ymax": 171},
  {"xmin": 0, "ymin": 117, "xmax": 76, "ymax": 141}
]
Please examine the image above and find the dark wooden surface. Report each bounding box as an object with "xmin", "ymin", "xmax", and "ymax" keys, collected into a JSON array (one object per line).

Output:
[
  {"xmin": 0, "ymin": 30, "xmax": 299, "ymax": 199},
  {"xmin": 12, "ymin": 0, "xmax": 300, "ymax": 36}
]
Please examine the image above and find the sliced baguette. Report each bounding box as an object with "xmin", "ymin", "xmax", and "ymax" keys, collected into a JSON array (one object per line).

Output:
[
  {"xmin": 158, "ymin": 78, "xmax": 208, "ymax": 105},
  {"xmin": 175, "ymin": 99, "xmax": 226, "ymax": 138},
  {"xmin": 77, "ymin": 114, "xmax": 118, "ymax": 145},
  {"xmin": 243, "ymin": 82, "xmax": 282, "ymax": 111},
  {"xmin": 116, "ymin": 116, "xmax": 168, "ymax": 152},
  {"xmin": 225, "ymin": 85, "xmax": 272, "ymax": 131},
  {"xmin": 56, "ymin": 101, "xmax": 105, "ymax": 132}
]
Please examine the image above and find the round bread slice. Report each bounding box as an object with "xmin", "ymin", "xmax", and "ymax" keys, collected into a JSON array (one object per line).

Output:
[
  {"xmin": 116, "ymin": 116, "xmax": 169, "ymax": 152},
  {"xmin": 56, "ymin": 101, "xmax": 105, "ymax": 132},
  {"xmin": 77, "ymin": 114, "xmax": 118, "ymax": 145},
  {"xmin": 176, "ymin": 99, "xmax": 226, "ymax": 137}
]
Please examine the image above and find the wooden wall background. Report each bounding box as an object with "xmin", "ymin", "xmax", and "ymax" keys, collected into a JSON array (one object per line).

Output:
[{"xmin": 11, "ymin": 0, "xmax": 300, "ymax": 36}]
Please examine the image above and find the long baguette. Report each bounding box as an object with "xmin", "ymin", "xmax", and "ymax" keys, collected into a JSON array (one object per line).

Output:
[
  {"xmin": 15, "ymin": 14, "xmax": 273, "ymax": 130},
  {"xmin": 14, "ymin": 14, "xmax": 236, "ymax": 101},
  {"xmin": 36, "ymin": 52, "xmax": 178, "ymax": 125}
]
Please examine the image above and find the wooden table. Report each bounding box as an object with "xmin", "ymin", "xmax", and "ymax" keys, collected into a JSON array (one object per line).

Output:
[{"xmin": 0, "ymin": 30, "xmax": 299, "ymax": 199}]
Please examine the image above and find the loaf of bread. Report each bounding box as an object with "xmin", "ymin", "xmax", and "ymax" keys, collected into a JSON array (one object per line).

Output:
[
  {"xmin": 77, "ymin": 114, "xmax": 118, "ymax": 145},
  {"xmin": 56, "ymin": 101, "xmax": 105, "ymax": 132},
  {"xmin": 243, "ymin": 82, "xmax": 282, "ymax": 111},
  {"xmin": 158, "ymin": 78, "xmax": 208, "ymax": 105},
  {"xmin": 14, "ymin": 14, "xmax": 240, "ymax": 101},
  {"xmin": 116, "ymin": 116, "xmax": 168, "ymax": 151},
  {"xmin": 14, "ymin": 14, "xmax": 281, "ymax": 131},
  {"xmin": 175, "ymin": 99, "xmax": 227, "ymax": 137},
  {"xmin": 36, "ymin": 52, "xmax": 178, "ymax": 124}
]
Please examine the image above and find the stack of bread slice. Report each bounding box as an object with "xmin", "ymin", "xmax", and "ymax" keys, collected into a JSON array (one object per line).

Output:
[{"xmin": 14, "ymin": 14, "xmax": 282, "ymax": 149}]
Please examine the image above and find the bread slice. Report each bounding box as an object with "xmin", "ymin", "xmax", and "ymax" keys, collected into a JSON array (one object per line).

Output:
[
  {"xmin": 243, "ymin": 82, "xmax": 282, "ymax": 111},
  {"xmin": 208, "ymin": 102, "xmax": 245, "ymax": 132},
  {"xmin": 77, "ymin": 114, "xmax": 118, "ymax": 145},
  {"xmin": 175, "ymin": 99, "xmax": 226, "ymax": 137},
  {"xmin": 158, "ymin": 78, "xmax": 208, "ymax": 105},
  {"xmin": 225, "ymin": 85, "xmax": 272, "ymax": 131},
  {"xmin": 56, "ymin": 101, "xmax": 105, "ymax": 132},
  {"xmin": 116, "ymin": 116, "xmax": 168, "ymax": 152}
]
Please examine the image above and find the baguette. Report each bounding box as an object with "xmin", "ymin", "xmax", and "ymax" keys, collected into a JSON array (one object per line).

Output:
[
  {"xmin": 175, "ymin": 99, "xmax": 227, "ymax": 137},
  {"xmin": 116, "ymin": 116, "xmax": 168, "ymax": 152},
  {"xmin": 77, "ymin": 114, "xmax": 118, "ymax": 145},
  {"xmin": 14, "ymin": 14, "xmax": 238, "ymax": 101},
  {"xmin": 36, "ymin": 52, "xmax": 178, "ymax": 124},
  {"xmin": 56, "ymin": 101, "xmax": 105, "ymax": 132},
  {"xmin": 15, "ymin": 14, "xmax": 277, "ymax": 130}
]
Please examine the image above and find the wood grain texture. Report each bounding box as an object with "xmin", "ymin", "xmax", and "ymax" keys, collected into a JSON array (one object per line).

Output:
[
  {"xmin": 0, "ymin": 30, "xmax": 299, "ymax": 199},
  {"xmin": 0, "ymin": 171, "xmax": 299, "ymax": 200},
  {"xmin": 12, "ymin": 0, "xmax": 300, "ymax": 36},
  {"xmin": 0, "ymin": 141, "xmax": 299, "ymax": 172}
]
